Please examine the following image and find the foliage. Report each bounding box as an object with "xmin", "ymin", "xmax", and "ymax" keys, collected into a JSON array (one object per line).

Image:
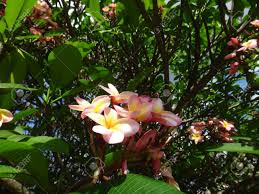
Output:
[{"xmin": 0, "ymin": 0, "xmax": 258, "ymax": 193}]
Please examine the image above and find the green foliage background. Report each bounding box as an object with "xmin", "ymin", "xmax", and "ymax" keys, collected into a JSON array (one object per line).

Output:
[{"xmin": 0, "ymin": 0, "xmax": 258, "ymax": 193}]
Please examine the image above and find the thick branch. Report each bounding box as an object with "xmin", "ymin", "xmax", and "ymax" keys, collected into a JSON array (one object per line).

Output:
[{"xmin": 0, "ymin": 178, "xmax": 33, "ymax": 194}]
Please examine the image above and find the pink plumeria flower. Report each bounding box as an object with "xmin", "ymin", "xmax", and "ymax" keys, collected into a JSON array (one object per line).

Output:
[
  {"xmin": 189, "ymin": 125, "xmax": 202, "ymax": 134},
  {"xmin": 219, "ymin": 120, "xmax": 235, "ymax": 131},
  {"xmin": 189, "ymin": 132, "xmax": 204, "ymax": 144},
  {"xmin": 251, "ymin": 19, "xmax": 259, "ymax": 27},
  {"xmin": 87, "ymin": 108, "xmax": 139, "ymax": 144},
  {"xmin": 0, "ymin": 109, "xmax": 13, "ymax": 127},
  {"xmin": 99, "ymin": 83, "xmax": 137, "ymax": 104},
  {"xmin": 69, "ymin": 95, "xmax": 110, "ymax": 119},
  {"xmin": 237, "ymin": 39, "xmax": 258, "ymax": 52},
  {"xmin": 102, "ymin": 6, "xmax": 110, "ymax": 13},
  {"xmin": 114, "ymin": 95, "xmax": 152, "ymax": 122},
  {"xmin": 150, "ymin": 98, "xmax": 182, "ymax": 127}
]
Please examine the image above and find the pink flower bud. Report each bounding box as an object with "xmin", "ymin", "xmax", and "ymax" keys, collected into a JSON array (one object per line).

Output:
[
  {"xmin": 224, "ymin": 52, "xmax": 236, "ymax": 60},
  {"xmin": 121, "ymin": 159, "xmax": 128, "ymax": 175},
  {"xmin": 227, "ymin": 37, "xmax": 240, "ymax": 46},
  {"xmin": 152, "ymin": 159, "xmax": 161, "ymax": 175},
  {"xmin": 229, "ymin": 62, "xmax": 240, "ymax": 75}
]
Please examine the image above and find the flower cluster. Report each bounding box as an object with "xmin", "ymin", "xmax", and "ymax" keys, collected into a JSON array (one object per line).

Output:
[
  {"xmin": 69, "ymin": 83, "xmax": 182, "ymax": 144},
  {"xmin": 224, "ymin": 19, "xmax": 259, "ymax": 75},
  {"xmin": 188, "ymin": 118, "xmax": 236, "ymax": 144},
  {"xmin": 69, "ymin": 83, "xmax": 182, "ymax": 175},
  {"xmin": 0, "ymin": 108, "xmax": 13, "ymax": 128},
  {"xmin": 28, "ymin": 0, "xmax": 58, "ymax": 39},
  {"xmin": 102, "ymin": 3, "xmax": 117, "ymax": 20},
  {"xmin": 188, "ymin": 121, "xmax": 206, "ymax": 144}
]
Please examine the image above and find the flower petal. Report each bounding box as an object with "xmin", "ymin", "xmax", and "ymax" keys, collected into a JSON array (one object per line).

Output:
[
  {"xmin": 104, "ymin": 107, "xmax": 118, "ymax": 121},
  {"xmin": 81, "ymin": 105, "xmax": 95, "ymax": 119},
  {"xmin": 136, "ymin": 102, "xmax": 152, "ymax": 121},
  {"xmin": 92, "ymin": 125, "xmax": 112, "ymax": 135},
  {"xmin": 0, "ymin": 109, "xmax": 13, "ymax": 123},
  {"xmin": 108, "ymin": 83, "xmax": 119, "ymax": 95},
  {"xmin": 135, "ymin": 129, "xmax": 157, "ymax": 152},
  {"xmin": 68, "ymin": 105, "xmax": 85, "ymax": 112},
  {"xmin": 99, "ymin": 85, "xmax": 113, "ymax": 95},
  {"xmin": 103, "ymin": 131, "xmax": 124, "ymax": 144},
  {"xmin": 114, "ymin": 105, "xmax": 130, "ymax": 118},
  {"xmin": 92, "ymin": 95, "xmax": 111, "ymax": 113},
  {"xmin": 104, "ymin": 107, "xmax": 118, "ymax": 127},
  {"xmin": 0, "ymin": 118, "xmax": 3, "ymax": 128},
  {"xmin": 128, "ymin": 95, "xmax": 141, "ymax": 112},
  {"xmin": 115, "ymin": 91, "xmax": 137, "ymax": 103},
  {"xmin": 75, "ymin": 97, "xmax": 90, "ymax": 106},
  {"xmin": 161, "ymin": 111, "xmax": 182, "ymax": 124},
  {"xmin": 113, "ymin": 118, "xmax": 139, "ymax": 137},
  {"xmin": 152, "ymin": 98, "xmax": 164, "ymax": 113},
  {"xmin": 87, "ymin": 113, "xmax": 106, "ymax": 126},
  {"xmin": 152, "ymin": 111, "xmax": 182, "ymax": 127}
]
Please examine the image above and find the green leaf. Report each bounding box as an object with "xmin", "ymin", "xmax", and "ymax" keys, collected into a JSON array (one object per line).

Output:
[
  {"xmin": 12, "ymin": 108, "xmax": 38, "ymax": 122},
  {"xmin": 66, "ymin": 41, "xmax": 95, "ymax": 57},
  {"xmin": 82, "ymin": 174, "xmax": 184, "ymax": 193},
  {"xmin": 4, "ymin": 0, "xmax": 36, "ymax": 31},
  {"xmin": 107, "ymin": 174, "xmax": 184, "ymax": 194},
  {"xmin": 206, "ymin": 143, "xmax": 259, "ymax": 155},
  {"xmin": 0, "ymin": 49, "xmax": 28, "ymax": 83},
  {"xmin": 0, "ymin": 19, "xmax": 6, "ymax": 34},
  {"xmin": 0, "ymin": 164, "xmax": 24, "ymax": 174},
  {"xmin": 14, "ymin": 0, "xmax": 37, "ymax": 31},
  {"xmin": 120, "ymin": 0, "xmax": 140, "ymax": 27},
  {"xmin": 0, "ymin": 164, "xmax": 37, "ymax": 185},
  {"xmin": 0, "ymin": 139, "xmax": 50, "ymax": 189},
  {"xmin": 105, "ymin": 150, "xmax": 122, "ymax": 167},
  {"xmin": 89, "ymin": 0, "xmax": 100, "ymax": 13},
  {"xmin": 4, "ymin": 0, "xmax": 24, "ymax": 30},
  {"xmin": 20, "ymin": 49, "xmax": 43, "ymax": 81},
  {"xmin": 25, "ymin": 136, "xmax": 70, "ymax": 154},
  {"xmin": 48, "ymin": 44, "xmax": 83, "ymax": 87},
  {"xmin": 0, "ymin": 83, "xmax": 36, "ymax": 91},
  {"xmin": 7, "ymin": 134, "xmax": 29, "ymax": 142},
  {"xmin": 88, "ymin": 66, "xmax": 110, "ymax": 81},
  {"xmin": 0, "ymin": 130, "xmax": 20, "ymax": 139}
]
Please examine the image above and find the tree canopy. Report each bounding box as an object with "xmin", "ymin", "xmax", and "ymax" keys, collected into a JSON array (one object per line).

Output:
[{"xmin": 0, "ymin": 0, "xmax": 258, "ymax": 193}]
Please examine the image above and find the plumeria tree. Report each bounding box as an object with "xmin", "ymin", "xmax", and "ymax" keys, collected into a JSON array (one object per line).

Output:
[{"xmin": 0, "ymin": 0, "xmax": 258, "ymax": 193}]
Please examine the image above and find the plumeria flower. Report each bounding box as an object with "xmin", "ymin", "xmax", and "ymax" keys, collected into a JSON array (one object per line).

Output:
[
  {"xmin": 99, "ymin": 83, "xmax": 137, "ymax": 104},
  {"xmin": 114, "ymin": 95, "xmax": 152, "ymax": 122},
  {"xmin": 150, "ymin": 98, "xmax": 182, "ymax": 127},
  {"xmin": 237, "ymin": 39, "xmax": 258, "ymax": 52},
  {"xmin": 109, "ymin": 3, "xmax": 117, "ymax": 9},
  {"xmin": 219, "ymin": 120, "xmax": 235, "ymax": 131},
  {"xmin": 87, "ymin": 108, "xmax": 139, "ymax": 144},
  {"xmin": 69, "ymin": 96, "xmax": 110, "ymax": 119},
  {"xmin": 0, "ymin": 109, "xmax": 13, "ymax": 127},
  {"xmin": 188, "ymin": 124, "xmax": 204, "ymax": 144},
  {"xmin": 102, "ymin": 6, "xmax": 110, "ymax": 13},
  {"xmin": 189, "ymin": 132, "xmax": 204, "ymax": 144},
  {"xmin": 251, "ymin": 19, "xmax": 259, "ymax": 27}
]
